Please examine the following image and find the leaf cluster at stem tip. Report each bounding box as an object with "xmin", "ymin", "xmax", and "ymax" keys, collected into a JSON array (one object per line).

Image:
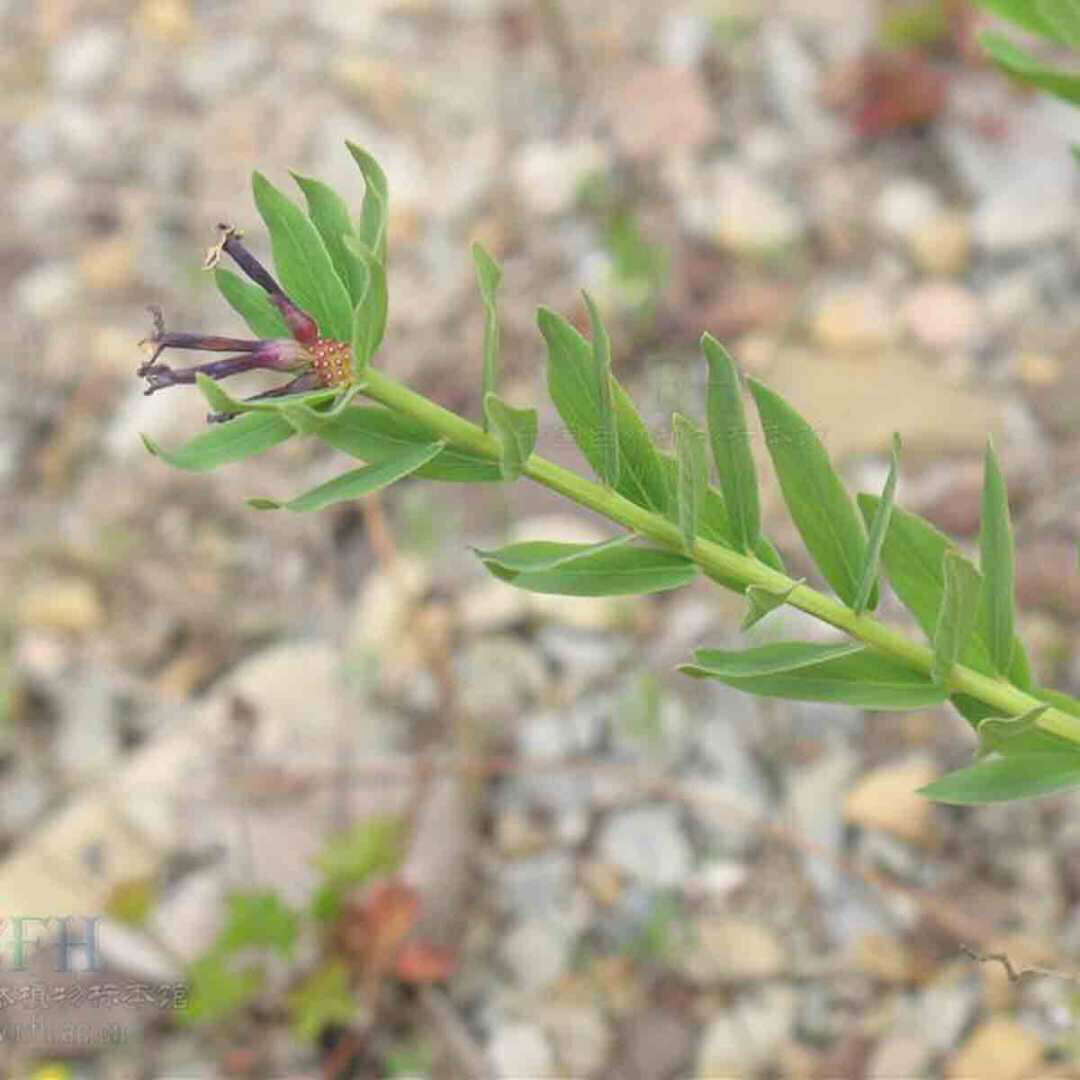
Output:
[{"xmin": 142, "ymin": 142, "xmax": 1080, "ymax": 807}]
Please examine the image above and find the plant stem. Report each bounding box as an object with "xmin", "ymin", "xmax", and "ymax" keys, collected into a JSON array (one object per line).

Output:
[{"xmin": 358, "ymin": 367, "xmax": 1080, "ymax": 747}]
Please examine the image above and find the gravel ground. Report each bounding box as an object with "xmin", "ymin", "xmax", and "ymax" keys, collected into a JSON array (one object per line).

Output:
[{"xmin": 3, "ymin": 1, "xmax": 1080, "ymax": 1077}]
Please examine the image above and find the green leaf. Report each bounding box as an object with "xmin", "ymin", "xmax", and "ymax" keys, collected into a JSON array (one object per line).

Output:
[
  {"xmin": 748, "ymin": 379, "xmax": 873, "ymax": 609},
  {"xmin": 182, "ymin": 953, "xmax": 262, "ymax": 1026},
  {"xmin": 290, "ymin": 171, "xmax": 365, "ymax": 303},
  {"xmin": 856, "ymin": 499, "xmax": 1030, "ymax": 690},
  {"xmin": 214, "ymin": 267, "xmax": 289, "ymax": 339},
  {"xmin": 973, "ymin": 0, "xmax": 1077, "ymax": 44},
  {"xmin": 344, "ymin": 235, "xmax": 388, "ymax": 370},
  {"xmin": 980, "ymin": 438, "xmax": 1016, "ymax": 675},
  {"xmin": 703, "ymin": 334, "xmax": 760, "ymax": 553},
  {"xmin": 853, "ymin": 433, "xmax": 900, "ymax": 615},
  {"xmin": 921, "ymin": 751, "xmax": 1080, "ymax": 804},
  {"xmin": 289, "ymin": 960, "xmax": 356, "ymax": 1043},
  {"xmin": 1035, "ymin": 0, "xmax": 1080, "ymax": 46},
  {"xmin": 682, "ymin": 641, "xmax": 946, "ymax": 709},
  {"xmin": 673, "ymin": 413, "xmax": 708, "ymax": 553},
  {"xmin": 249, "ymin": 440, "xmax": 443, "ymax": 512},
  {"xmin": 976, "ymin": 705, "xmax": 1050, "ymax": 757},
  {"xmin": 195, "ymin": 373, "xmax": 336, "ymax": 420},
  {"xmin": 483, "ymin": 393, "xmax": 537, "ymax": 480},
  {"xmin": 251, "ymin": 171, "xmax": 354, "ymax": 341},
  {"xmin": 583, "ymin": 293, "xmax": 620, "ymax": 488},
  {"xmin": 980, "ymin": 30, "xmax": 1080, "ymax": 104},
  {"xmin": 315, "ymin": 817, "xmax": 403, "ymax": 888},
  {"xmin": 538, "ymin": 306, "xmax": 667, "ymax": 515},
  {"xmin": 742, "ymin": 579, "xmax": 803, "ymax": 631},
  {"xmin": 473, "ymin": 243, "xmax": 502, "ymax": 429},
  {"xmin": 1037, "ymin": 687, "xmax": 1080, "ymax": 718},
  {"xmin": 933, "ymin": 551, "xmax": 984, "ymax": 686},
  {"xmin": 345, "ymin": 141, "xmax": 389, "ymax": 265},
  {"xmin": 477, "ymin": 538, "xmax": 697, "ymax": 596},
  {"xmin": 317, "ymin": 405, "xmax": 502, "ymax": 482},
  {"xmin": 216, "ymin": 891, "xmax": 300, "ymax": 959},
  {"xmin": 142, "ymin": 411, "xmax": 295, "ymax": 472},
  {"xmin": 657, "ymin": 453, "xmax": 731, "ymax": 547},
  {"xmin": 276, "ymin": 386, "xmax": 362, "ymax": 435}
]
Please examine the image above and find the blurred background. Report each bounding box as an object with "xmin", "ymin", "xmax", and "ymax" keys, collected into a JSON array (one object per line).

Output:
[{"xmin": 3, "ymin": 0, "xmax": 1080, "ymax": 1076}]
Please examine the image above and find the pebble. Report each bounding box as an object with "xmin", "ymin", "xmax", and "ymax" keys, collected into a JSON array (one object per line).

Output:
[
  {"xmin": 500, "ymin": 918, "xmax": 573, "ymax": 992},
  {"xmin": 973, "ymin": 186, "xmax": 1075, "ymax": 252},
  {"xmin": 946, "ymin": 1017, "xmax": 1044, "ymax": 1080},
  {"xmin": 496, "ymin": 851, "xmax": 575, "ymax": 917},
  {"xmin": 901, "ymin": 280, "xmax": 981, "ymax": 351},
  {"xmin": 597, "ymin": 804, "xmax": 693, "ymax": 889},
  {"xmin": 909, "ymin": 211, "xmax": 972, "ymax": 275},
  {"xmin": 696, "ymin": 986, "xmax": 797, "ymax": 1076},
  {"xmin": 512, "ymin": 139, "xmax": 606, "ymax": 217},
  {"xmin": 15, "ymin": 262, "xmax": 80, "ymax": 321},
  {"xmin": 488, "ymin": 1021, "xmax": 557, "ymax": 1078},
  {"xmin": 812, "ymin": 285, "xmax": 897, "ymax": 352},
  {"xmin": 866, "ymin": 1032, "xmax": 935, "ymax": 1079},
  {"xmin": 843, "ymin": 755, "xmax": 940, "ymax": 849},
  {"xmin": 679, "ymin": 916, "xmax": 785, "ymax": 983},
  {"xmin": 872, "ymin": 177, "xmax": 942, "ymax": 240},
  {"xmin": 17, "ymin": 577, "xmax": 104, "ymax": 634},
  {"xmin": 541, "ymin": 1004, "xmax": 612, "ymax": 1078},
  {"xmin": 52, "ymin": 25, "xmax": 124, "ymax": 95}
]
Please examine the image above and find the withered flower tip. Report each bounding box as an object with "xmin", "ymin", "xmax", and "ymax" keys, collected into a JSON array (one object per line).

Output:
[{"xmin": 138, "ymin": 225, "xmax": 353, "ymax": 421}]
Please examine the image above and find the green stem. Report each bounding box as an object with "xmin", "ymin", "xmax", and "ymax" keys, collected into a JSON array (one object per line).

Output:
[{"xmin": 359, "ymin": 367, "xmax": 1080, "ymax": 747}]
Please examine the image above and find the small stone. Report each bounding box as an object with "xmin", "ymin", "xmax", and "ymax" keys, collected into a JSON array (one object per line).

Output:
[
  {"xmin": 488, "ymin": 1021, "xmax": 557, "ymax": 1078},
  {"xmin": 679, "ymin": 916, "xmax": 785, "ymax": 983},
  {"xmin": 579, "ymin": 859, "xmax": 623, "ymax": 908},
  {"xmin": 909, "ymin": 211, "xmax": 972, "ymax": 275},
  {"xmin": 696, "ymin": 986, "xmax": 797, "ymax": 1076},
  {"xmin": 679, "ymin": 162, "xmax": 805, "ymax": 255},
  {"xmin": 136, "ymin": 0, "xmax": 194, "ymax": 41},
  {"xmin": 458, "ymin": 579, "xmax": 528, "ymax": 634},
  {"xmin": 946, "ymin": 1017, "xmax": 1043, "ymax": 1080},
  {"xmin": 901, "ymin": 280, "xmax": 981, "ymax": 351},
  {"xmin": 843, "ymin": 756, "xmax": 939, "ymax": 849},
  {"xmin": 812, "ymin": 285, "xmax": 897, "ymax": 352},
  {"xmin": 872, "ymin": 178, "xmax": 942, "ymax": 240},
  {"xmin": 52, "ymin": 25, "xmax": 123, "ymax": 94},
  {"xmin": 604, "ymin": 67, "xmax": 712, "ymax": 159},
  {"xmin": 496, "ymin": 852, "xmax": 575, "ymax": 917},
  {"xmin": 542, "ymin": 1004, "xmax": 612, "ymax": 1078},
  {"xmin": 18, "ymin": 578, "xmax": 104, "ymax": 634},
  {"xmin": 494, "ymin": 809, "xmax": 549, "ymax": 857},
  {"xmin": 1014, "ymin": 351, "xmax": 1061, "ymax": 388},
  {"xmin": 80, "ymin": 236, "xmax": 137, "ymax": 293},
  {"xmin": 866, "ymin": 1033, "xmax": 934, "ymax": 1079},
  {"xmin": 916, "ymin": 962, "xmax": 981, "ymax": 1053},
  {"xmin": 597, "ymin": 804, "xmax": 692, "ymax": 889},
  {"xmin": 501, "ymin": 919, "xmax": 573, "ymax": 992},
  {"xmin": 973, "ymin": 187, "xmax": 1074, "ymax": 252},
  {"xmin": 15, "ymin": 263, "xmax": 79, "ymax": 320},
  {"xmin": 512, "ymin": 139, "xmax": 606, "ymax": 217},
  {"xmin": 853, "ymin": 932, "xmax": 912, "ymax": 983}
]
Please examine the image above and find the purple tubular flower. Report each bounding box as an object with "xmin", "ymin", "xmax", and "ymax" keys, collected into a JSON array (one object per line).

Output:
[{"xmin": 138, "ymin": 226, "xmax": 354, "ymax": 420}]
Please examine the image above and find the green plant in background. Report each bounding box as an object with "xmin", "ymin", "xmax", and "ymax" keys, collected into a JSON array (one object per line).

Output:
[
  {"xmin": 974, "ymin": 0, "xmax": 1080, "ymax": 106},
  {"xmin": 137, "ymin": 139, "xmax": 1080, "ymax": 807}
]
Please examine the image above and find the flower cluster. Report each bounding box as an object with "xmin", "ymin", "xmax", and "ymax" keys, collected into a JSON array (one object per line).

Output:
[{"xmin": 138, "ymin": 226, "xmax": 352, "ymax": 419}]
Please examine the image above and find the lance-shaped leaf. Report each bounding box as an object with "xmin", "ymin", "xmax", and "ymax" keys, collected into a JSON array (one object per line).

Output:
[
  {"xmin": 976, "ymin": 705, "xmax": 1052, "ymax": 758},
  {"xmin": 980, "ymin": 30, "xmax": 1080, "ymax": 104},
  {"xmin": 748, "ymin": 379, "xmax": 873, "ymax": 609},
  {"xmin": 141, "ymin": 411, "xmax": 295, "ymax": 472},
  {"xmin": 583, "ymin": 293, "xmax": 620, "ymax": 488},
  {"xmin": 276, "ymin": 387, "xmax": 362, "ymax": 434},
  {"xmin": 290, "ymin": 172, "xmax": 364, "ymax": 304},
  {"xmin": 856, "ymin": 498, "xmax": 1031, "ymax": 694},
  {"xmin": 973, "ymin": 0, "xmax": 1077, "ymax": 43},
  {"xmin": 249, "ymin": 441, "xmax": 443, "ymax": 513},
  {"xmin": 673, "ymin": 413, "xmax": 707, "ymax": 553},
  {"xmin": 853, "ymin": 433, "xmax": 900, "ymax": 615},
  {"xmin": 195, "ymin": 373, "xmax": 336, "ymax": 419},
  {"xmin": 703, "ymin": 334, "xmax": 760, "ymax": 553},
  {"xmin": 980, "ymin": 438, "xmax": 1016, "ymax": 675},
  {"xmin": 920, "ymin": 751, "xmax": 1080, "ymax": 805},
  {"xmin": 317, "ymin": 406, "xmax": 502, "ymax": 483},
  {"xmin": 476, "ymin": 538, "xmax": 696, "ymax": 596},
  {"xmin": 932, "ymin": 551, "xmax": 983, "ymax": 686},
  {"xmin": 681, "ymin": 641, "xmax": 946, "ymax": 709},
  {"xmin": 473, "ymin": 244, "xmax": 502, "ymax": 430},
  {"xmin": 251, "ymin": 171, "xmax": 354, "ymax": 341},
  {"xmin": 214, "ymin": 268, "xmax": 290, "ymax": 340},
  {"xmin": 742, "ymin": 579, "xmax": 803, "ymax": 631},
  {"xmin": 344, "ymin": 235, "xmax": 387, "ymax": 372},
  {"xmin": 484, "ymin": 393, "xmax": 537, "ymax": 480},
  {"xmin": 538, "ymin": 307, "xmax": 667, "ymax": 514},
  {"xmin": 345, "ymin": 141, "xmax": 389, "ymax": 265}
]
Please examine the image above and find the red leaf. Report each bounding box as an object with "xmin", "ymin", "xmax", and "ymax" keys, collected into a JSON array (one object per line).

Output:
[
  {"xmin": 853, "ymin": 52, "xmax": 948, "ymax": 138},
  {"xmin": 394, "ymin": 941, "xmax": 458, "ymax": 984},
  {"xmin": 366, "ymin": 881, "xmax": 421, "ymax": 973}
]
